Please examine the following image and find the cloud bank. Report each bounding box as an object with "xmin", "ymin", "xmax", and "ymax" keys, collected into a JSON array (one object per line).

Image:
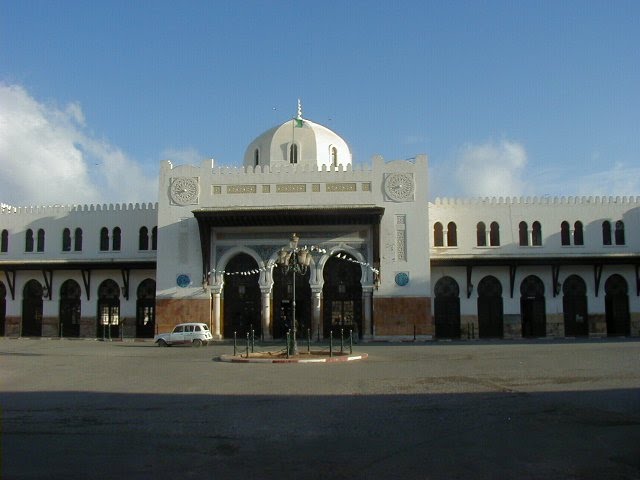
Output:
[
  {"xmin": 431, "ymin": 139, "xmax": 640, "ymax": 199},
  {"xmin": 0, "ymin": 83, "xmax": 157, "ymax": 206}
]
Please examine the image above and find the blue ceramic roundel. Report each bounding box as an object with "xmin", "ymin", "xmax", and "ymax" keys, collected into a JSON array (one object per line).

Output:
[
  {"xmin": 395, "ymin": 272, "xmax": 409, "ymax": 286},
  {"xmin": 176, "ymin": 274, "xmax": 191, "ymax": 288}
]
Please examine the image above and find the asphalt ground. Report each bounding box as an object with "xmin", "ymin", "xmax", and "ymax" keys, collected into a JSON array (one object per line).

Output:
[{"xmin": 1, "ymin": 338, "xmax": 639, "ymax": 480}]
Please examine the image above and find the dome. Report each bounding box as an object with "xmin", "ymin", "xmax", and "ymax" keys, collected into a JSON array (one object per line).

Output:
[{"xmin": 243, "ymin": 117, "xmax": 352, "ymax": 170}]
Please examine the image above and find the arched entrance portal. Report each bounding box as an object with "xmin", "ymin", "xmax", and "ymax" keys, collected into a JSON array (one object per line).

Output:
[
  {"xmin": 520, "ymin": 275, "xmax": 546, "ymax": 338},
  {"xmin": 22, "ymin": 280, "xmax": 44, "ymax": 337},
  {"xmin": 223, "ymin": 254, "xmax": 261, "ymax": 339},
  {"xmin": 605, "ymin": 274, "xmax": 630, "ymax": 336},
  {"xmin": 563, "ymin": 275, "xmax": 588, "ymax": 337},
  {"xmin": 0, "ymin": 281, "xmax": 6, "ymax": 336},
  {"xmin": 434, "ymin": 276, "xmax": 461, "ymax": 339},
  {"xmin": 322, "ymin": 254, "xmax": 362, "ymax": 339},
  {"xmin": 97, "ymin": 279, "xmax": 121, "ymax": 339},
  {"xmin": 136, "ymin": 279, "xmax": 156, "ymax": 338},
  {"xmin": 477, "ymin": 275, "xmax": 503, "ymax": 338},
  {"xmin": 273, "ymin": 262, "xmax": 310, "ymax": 339},
  {"xmin": 59, "ymin": 280, "xmax": 81, "ymax": 337}
]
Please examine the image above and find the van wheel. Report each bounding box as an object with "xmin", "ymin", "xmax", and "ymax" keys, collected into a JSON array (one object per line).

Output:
[
  {"xmin": 157, "ymin": 339, "xmax": 168, "ymax": 347},
  {"xmin": 193, "ymin": 339, "xmax": 203, "ymax": 347}
]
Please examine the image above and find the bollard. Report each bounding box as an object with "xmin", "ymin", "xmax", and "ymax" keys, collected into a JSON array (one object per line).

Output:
[
  {"xmin": 245, "ymin": 332, "xmax": 250, "ymax": 358},
  {"xmin": 307, "ymin": 328, "xmax": 311, "ymax": 353},
  {"xmin": 340, "ymin": 328, "xmax": 344, "ymax": 353},
  {"xmin": 414, "ymin": 324, "xmax": 416, "ymax": 341},
  {"xmin": 329, "ymin": 330, "xmax": 333, "ymax": 357},
  {"xmin": 286, "ymin": 331, "xmax": 290, "ymax": 358},
  {"xmin": 233, "ymin": 331, "xmax": 237, "ymax": 356},
  {"xmin": 251, "ymin": 328, "xmax": 255, "ymax": 353},
  {"xmin": 120, "ymin": 321, "xmax": 124, "ymax": 342},
  {"xmin": 349, "ymin": 329, "xmax": 353, "ymax": 354},
  {"xmin": 317, "ymin": 324, "xmax": 320, "ymax": 343},
  {"xmin": 102, "ymin": 324, "xmax": 105, "ymax": 342},
  {"xmin": 60, "ymin": 322, "xmax": 63, "ymax": 338}
]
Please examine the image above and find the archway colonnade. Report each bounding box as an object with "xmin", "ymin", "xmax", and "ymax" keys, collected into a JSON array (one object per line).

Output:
[{"xmin": 209, "ymin": 245, "xmax": 373, "ymax": 341}]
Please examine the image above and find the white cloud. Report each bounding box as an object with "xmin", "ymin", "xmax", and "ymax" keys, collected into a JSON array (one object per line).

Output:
[
  {"xmin": 161, "ymin": 147, "xmax": 208, "ymax": 166},
  {"xmin": 0, "ymin": 83, "xmax": 156, "ymax": 206},
  {"xmin": 454, "ymin": 139, "xmax": 527, "ymax": 197}
]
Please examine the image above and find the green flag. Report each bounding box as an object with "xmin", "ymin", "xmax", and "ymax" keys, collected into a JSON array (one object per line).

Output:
[{"xmin": 294, "ymin": 118, "xmax": 303, "ymax": 128}]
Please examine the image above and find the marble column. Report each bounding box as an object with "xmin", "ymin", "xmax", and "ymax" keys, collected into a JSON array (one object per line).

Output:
[
  {"xmin": 311, "ymin": 288, "xmax": 322, "ymax": 340},
  {"xmin": 211, "ymin": 288, "xmax": 222, "ymax": 339},
  {"xmin": 362, "ymin": 287, "xmax": 373, "ymax": 340},
  {"xmin": 261, "ymin": 288, "xmax": 272, "ymax": 341}
]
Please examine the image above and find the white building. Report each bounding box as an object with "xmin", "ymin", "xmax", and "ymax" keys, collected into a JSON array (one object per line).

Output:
[{"xmin": 1, "ymin": 112, "xmax": 638, "ymax": 340}]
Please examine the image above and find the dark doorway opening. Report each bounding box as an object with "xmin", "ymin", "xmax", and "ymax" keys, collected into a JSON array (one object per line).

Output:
[
  {"xmin": 562, "ymin": 275, "xmax": 588, "ymax": 337},
  {"xmin": 59, "ymin": 279, "xmax": 81, "ymax": 337},
  {"xmin": 434, "ymin": 276, "xmax": 461, "ymax": 339},
  {"xmin": 322, "ymin": 254, "xmax": 362, "ymax": 339},
  {"xmin": 605, "ymin": 274, "xmax": 630, "ymax": 336},
  {"xmin": 97, "ymin": 279, "xmax": 121, "ymax": 339},
  {"xmin": 477, "ymin": 275, "xmax": 503, "ymax": 338},
  {"xmin": 223, "ymin": 254, "xmax": 261, "ymax": 339},
  {"xmin": 136, "ymin": 279, "xmax": 156, "ymax": 338},
  {"xmin": 520, "ymin": 275, "xmax": 546, "ymax": 338},
  {"xmin": 22, "ymin": 280, "xmax": 44, "ymax": 337}
]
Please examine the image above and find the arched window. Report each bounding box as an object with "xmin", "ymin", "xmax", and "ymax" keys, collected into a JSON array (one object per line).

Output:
[
  {"xmin": 476, "ymin": 222, "xmax": 486, "ymax": 247},
  {"xmin": 615, "ymin": 221, "xmax": 625, "ymax": 245},
  {"xmin": 112, "ymin": 227, "xmax": 121, "ymax": 251},
  {"xmin": 74, "ymin": 228, "xmax": 83, "ymax": 251},
  {"xmin": 532, "ymin": 221, "xmax": 542, "ymax": 246},
  {"xmin": 331, "ymin": 146, "xmax": 338, "ymax": 167},
  {"xmin": 254, "ymin": 149, "xmax": 259, "ymax": 167},
  {"xmin": 289, "ymin": 144, "xmax": 298, "ymax": 164},
  {"xmin": 489, "ymin": 222, "xmax": 500, "ymax": 246},
  {"xmin": 434, "ymin": 222, "xmax": 444, "ymax": 247},
  {"xmin": 25, "ymin": 229, "xmax": 34, "ymax": 252},
  {"xmin": 519, "ymin": 222, "xmax": 528, "ymax": 246},
  {"xmin": 100, "ymin": 227, "xmax": 109, "ymax": 251},
  {"xmin": 447, "ymin": 222, "xmax": 457, "ymax": 247},
  {"xmin": 139, "ymin": 226, "xmax": 149, "ymax": 251},
  {"xmin": 561, "ymin": 221, "xmax": 570, "ymax": 246},
  {"xmin": 1, "ymin": 229, "xmax": 8, "ymax": 253},
  {"xmin": 602, "ymin": 221, "xmax": 612, "ymax": 245},
  {"xmin": 151, "ymin": 226, "xmax": 158, "ymax": 250},
  {"xmin": 62, "ymin": 228, "xmax": 72, "ymax": 252},
  {"xmin": 36, "ymin": 229, "xmax": 45, "ymax": 252},
  {"xmin": 573, "ymin": 221, "xmax": 584, "ymax": 246}
]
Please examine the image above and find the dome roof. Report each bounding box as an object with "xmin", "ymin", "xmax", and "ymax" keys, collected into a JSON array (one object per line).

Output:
[{"xmin": 243, "ymin": 117, "xmax": 352, "ymax": 170}]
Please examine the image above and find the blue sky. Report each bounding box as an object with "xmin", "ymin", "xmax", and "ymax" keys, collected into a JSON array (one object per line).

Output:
[{"xmin": 1, "ymin": 0, "xmax": 639, "ymax": 205}]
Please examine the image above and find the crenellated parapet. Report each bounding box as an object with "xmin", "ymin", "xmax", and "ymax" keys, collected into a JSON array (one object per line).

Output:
[
  {"xmin": 433, "ymin": 196, "xmax": 640, "ymax": 206},
  {"xmin": 0, "ymin": 202, "xmax": 158, "ymax": 215}
]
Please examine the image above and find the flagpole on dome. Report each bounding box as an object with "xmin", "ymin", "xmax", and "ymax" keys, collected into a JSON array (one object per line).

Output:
[{"xmin": 291, "ymin": 99, "xmax": 303, "ymax": 165}]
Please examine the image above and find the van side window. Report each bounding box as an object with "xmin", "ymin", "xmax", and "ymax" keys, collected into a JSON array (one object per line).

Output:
[
  {"xmin": 173, "ymin": 326, "xmax": 184, "ymax": 333},
  {"xmin": 195, "ymin": 325, "xmax": 201, "ymax": 331}
]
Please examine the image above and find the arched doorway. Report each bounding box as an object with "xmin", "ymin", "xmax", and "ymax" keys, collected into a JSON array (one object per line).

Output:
[
  {"xmin": 59, "ymin": 280, "xmax": 81, "ymax": 337},
  {"xmin": 136, "ymin": 279, "xmax": 156, "ymax": 338},
  {"xmin": 22, "ymin": 280, "xmax": 44, "ymax": 337},
  {"xmin": 0, "ymin": 281, "xmax": 6, "ymax": 336},
  {"xmin": 97, "ymin": 279, "xmax": 120, "ymax": 339},
  {"xmin": 477, "ymin": 276, "xmax": 503, "ymax": 338},
  {"xmin": 520, "ymin": 275, "xmax": 546, "ymax": 338},
  {"xmin": 562, "ymin": 275, "xmax": 588, "ymax": 337},
  {"xmin": 434, "ymin": 276, "xmax": 461, "ymax": 339},
  {"xmin": 605, "ymin": 274, "xmax": 630, "ymax": 336},
  {"xmin": 223, "ymin": 254, "xmax": 261, "ymax": 339},
  {"xmin": 272, "ymin": 260, "xmax": 311, "ymax": 340},
  {"xmin": 322, "ymin": 254, "xmax": 362, "ymax": 339}
]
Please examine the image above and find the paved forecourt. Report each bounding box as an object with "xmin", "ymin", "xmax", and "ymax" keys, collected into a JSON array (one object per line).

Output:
[{"xmin": 1, "ymin": 338, "xmax": 639, "ymax": 480}]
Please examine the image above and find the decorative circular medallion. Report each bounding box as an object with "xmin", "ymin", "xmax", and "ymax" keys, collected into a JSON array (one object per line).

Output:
[
  {"xmin": 176, "ymin": 274, "xmax": 191, "ymax": 288},
  {"xmin": 384, "ymin": 173, "xmax": 414, "ymax": 202},
  {"xmin": 395, "ymin": 272, "xmax": 409, "ymax": 286},
  {"xmin": 170, "ymin": 177, "xmax": 199, "ymax": 205}
]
